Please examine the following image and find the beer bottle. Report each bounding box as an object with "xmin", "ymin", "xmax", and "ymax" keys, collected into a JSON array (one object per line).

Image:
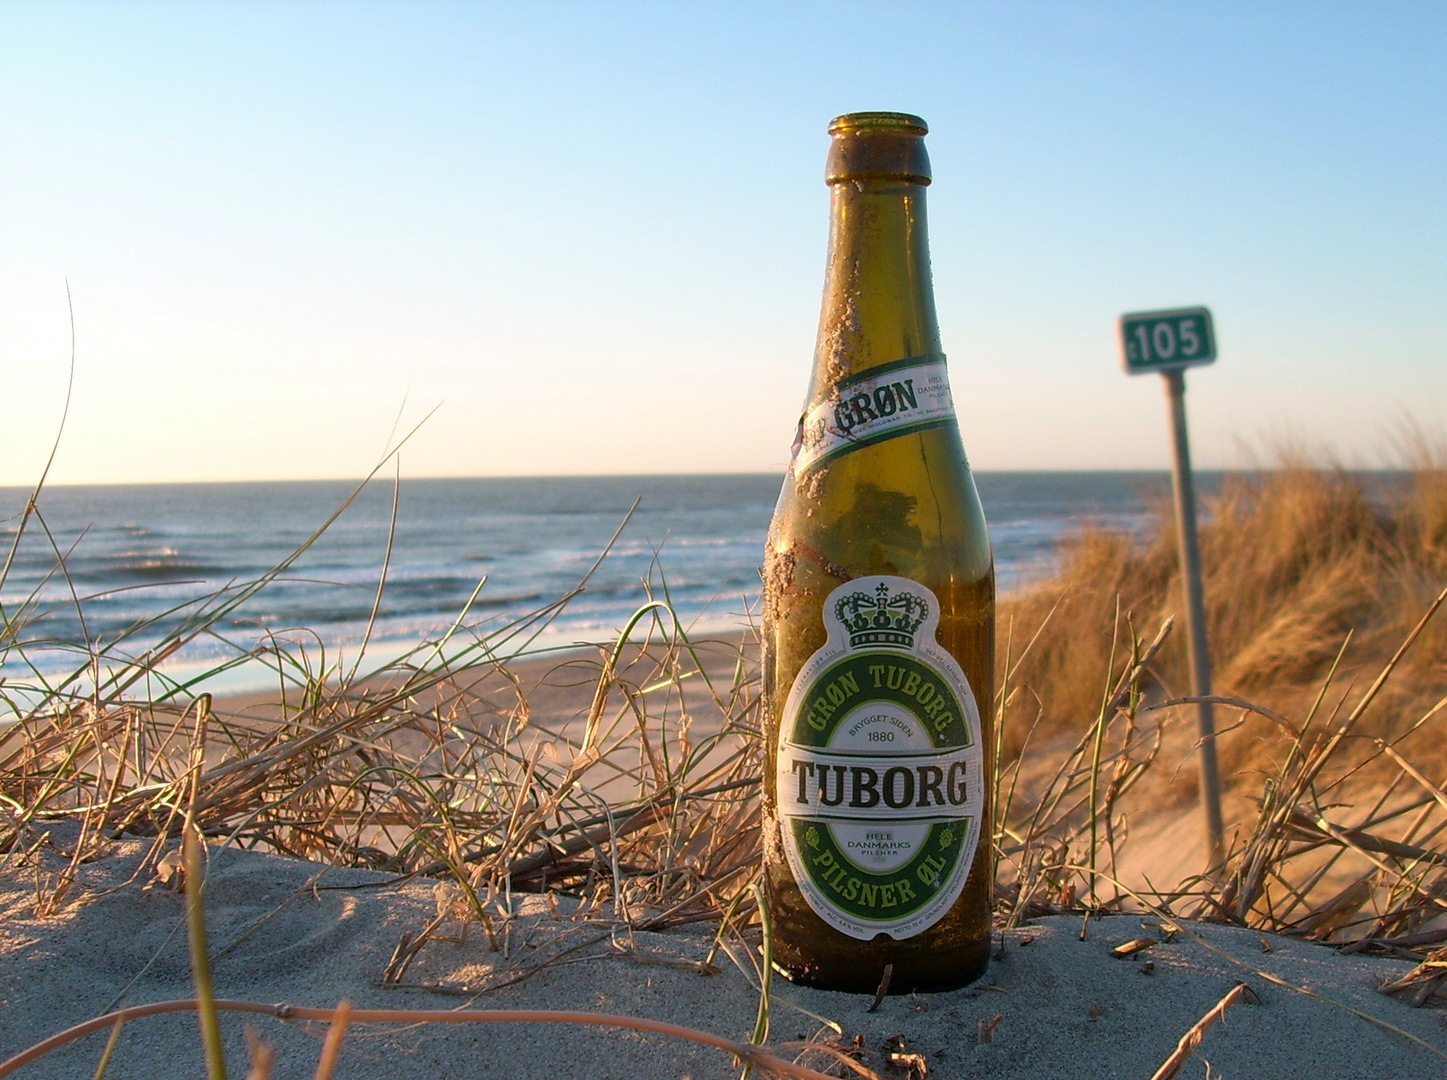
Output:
[{"xmin": 761, "ymin": 112, "xmax": 994, "ymax": 993}]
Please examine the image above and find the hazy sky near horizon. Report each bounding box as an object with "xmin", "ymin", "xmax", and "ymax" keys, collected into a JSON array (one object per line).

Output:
[{"xmin": 2, "ymin": 1, "xmax": 1443, "ymax": 484}]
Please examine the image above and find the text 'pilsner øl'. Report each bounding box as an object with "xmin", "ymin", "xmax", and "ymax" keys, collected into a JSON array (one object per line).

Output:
[{"xmin": 762, "ymin": 112, "xmax": 995, "ymax": 993}]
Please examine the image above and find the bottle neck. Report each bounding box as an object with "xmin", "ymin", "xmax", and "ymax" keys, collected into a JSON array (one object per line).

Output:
[{"xmin": 810, "ymin": 177, "xmax": 941, "ymax": 403}]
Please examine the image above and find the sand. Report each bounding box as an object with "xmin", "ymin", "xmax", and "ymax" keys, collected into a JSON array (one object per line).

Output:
[{"xmin": 2, "ymin": 825, "xmax": 1445, "ymax": 1079}]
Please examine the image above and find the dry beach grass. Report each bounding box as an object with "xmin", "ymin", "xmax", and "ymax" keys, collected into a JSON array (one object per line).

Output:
[
  {"xmin": 994, "ymin": 442, "xmax": 1447, "ymax": 940},
  {"xmin": 3, "ymin": 449, "xmax": 1447, "ymax": 1077}
]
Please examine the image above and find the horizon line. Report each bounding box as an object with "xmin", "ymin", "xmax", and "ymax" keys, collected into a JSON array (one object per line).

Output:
[{"xmin": 0, "ymin": 465, "xmax": 1416, "ymax": 491}]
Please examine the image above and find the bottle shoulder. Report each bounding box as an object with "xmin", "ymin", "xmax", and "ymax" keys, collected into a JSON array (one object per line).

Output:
[{"xmin": 768, "ymin": 423, "xmax": 992, "ymax": 587}]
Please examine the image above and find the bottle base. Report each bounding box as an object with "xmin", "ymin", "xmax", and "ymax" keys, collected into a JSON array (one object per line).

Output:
[{"xmin": 770, "ymin": 938, "xmax": 990, "ymax": 996}]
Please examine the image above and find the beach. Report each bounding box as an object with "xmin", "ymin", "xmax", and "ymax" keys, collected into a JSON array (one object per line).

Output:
[
  {"xmin": 4, "ymin": 624, "xmax": 1446, "ymax": 1079},
  {"xmin": 5, "ymin": 467, "xmax": 1447, "ymax": 1077}
]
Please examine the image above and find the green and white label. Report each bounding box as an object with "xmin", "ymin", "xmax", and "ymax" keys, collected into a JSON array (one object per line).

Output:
[
  {"xmin": 794, "ymin": 355, "xmax": 956, "ymax": 477},
  {"xmin": 776, "ymin": 575, "xmax": 983, "ymax": 940}
]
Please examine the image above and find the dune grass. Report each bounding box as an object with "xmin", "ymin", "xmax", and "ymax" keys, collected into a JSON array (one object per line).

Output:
[
  {"xmin": 998, "ymin": 459, "xmax": 1446, "ymax": 753},
  {"xmin": 994, "ymin": 441, "xmax": 1447, "ymax": 950},
  {"xmin": 3, "ymin": 449, "xmax": 1447, "ymax": 1076}
]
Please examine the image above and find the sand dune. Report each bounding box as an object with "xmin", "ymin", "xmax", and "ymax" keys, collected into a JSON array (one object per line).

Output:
[{"xmin": 2, "ymin": 828, "xmax": 1443, "ymax": 1079}]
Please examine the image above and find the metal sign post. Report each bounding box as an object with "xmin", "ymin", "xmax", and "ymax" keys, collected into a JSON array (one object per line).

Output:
[{"xmin": 1118, "ymin": 306, "xmax": 1224, "ymax": 869}]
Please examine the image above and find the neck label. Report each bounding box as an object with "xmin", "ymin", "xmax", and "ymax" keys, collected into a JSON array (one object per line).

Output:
[
  {"xmin": 776, "ymin": 575, "xmax": 983, "ymax": 941},
  {"xmin": 793, "ymin": 355, "xmax": 956, "ymax": 477}
]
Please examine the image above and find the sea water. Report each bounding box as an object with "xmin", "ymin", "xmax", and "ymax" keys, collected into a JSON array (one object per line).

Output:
[{"xmin": 0, "ymin": 473, "xmax": 1170, "ymax": 697}]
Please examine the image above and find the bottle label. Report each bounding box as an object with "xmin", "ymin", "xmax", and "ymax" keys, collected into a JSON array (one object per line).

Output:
[
  {"xmin": 793, "ymin": 354, "xmax": 956, "ymax": 477},
  {"xmin": 776, "ymin": 575, "xmax": 984, "ymax": 941}
]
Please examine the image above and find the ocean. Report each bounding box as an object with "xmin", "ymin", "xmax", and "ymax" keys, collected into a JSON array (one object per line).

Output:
[{"xmin": 0, "ymin": 473, "xmax": 1172, "ymax": 697}]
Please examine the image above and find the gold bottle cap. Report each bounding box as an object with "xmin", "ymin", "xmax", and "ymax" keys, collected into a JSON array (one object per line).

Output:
[{"xmin": 826, "ymin": 112, "xmax": 931, "ymax": 186}]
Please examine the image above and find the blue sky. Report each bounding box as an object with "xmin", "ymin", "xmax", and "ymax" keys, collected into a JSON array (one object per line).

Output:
[{"xmin": 2, "ymin": 1, "xmax": 1443, "ymax": 483}]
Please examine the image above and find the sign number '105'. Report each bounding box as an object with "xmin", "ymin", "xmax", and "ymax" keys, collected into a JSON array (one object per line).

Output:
[{"xmin": 1118, "ymin": 306, "xmax": 1216, "ymax": 375}]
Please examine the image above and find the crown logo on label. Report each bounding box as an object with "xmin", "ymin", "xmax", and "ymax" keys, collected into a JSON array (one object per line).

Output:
[{"xmin": 834, "ymin": 582, "xmax": 929, "ymax": 649}]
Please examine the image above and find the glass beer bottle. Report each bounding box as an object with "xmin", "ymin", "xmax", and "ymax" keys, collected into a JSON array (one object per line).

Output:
[{"xmin": 761, "ymin": 112, "xmax": 995, "ymax": 993}]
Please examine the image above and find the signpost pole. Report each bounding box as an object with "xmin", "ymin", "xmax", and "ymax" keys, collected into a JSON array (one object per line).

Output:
[
  {"xmin": 1118, "ymin": 305, "xmax": 1223, "ymax": 871},
  {"xmin": 1162, "ymin": 369, "xmax": 1225, "ymax": 869}
]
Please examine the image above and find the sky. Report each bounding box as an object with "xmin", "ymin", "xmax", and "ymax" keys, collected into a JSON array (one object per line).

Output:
[{"xmin": 1, "ymin": 1, "xmax": 1443, "ymax": 484}]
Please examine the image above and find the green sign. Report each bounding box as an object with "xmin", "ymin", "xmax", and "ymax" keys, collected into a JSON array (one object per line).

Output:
[{"xmin": 1119, "ymin": 307, "xmax": 1216, "ymax": 374}]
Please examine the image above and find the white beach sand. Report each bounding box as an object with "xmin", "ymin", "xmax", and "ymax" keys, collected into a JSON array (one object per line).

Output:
[{"xmin": 2, "ymin": 827, "xmax": 1444, "ymax": 1079}]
